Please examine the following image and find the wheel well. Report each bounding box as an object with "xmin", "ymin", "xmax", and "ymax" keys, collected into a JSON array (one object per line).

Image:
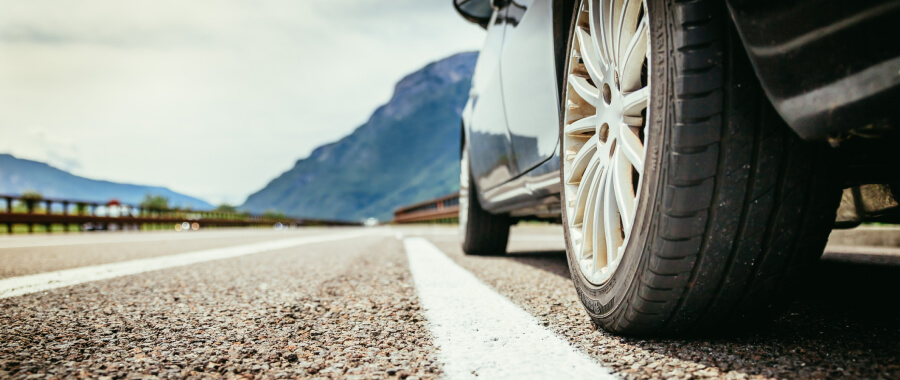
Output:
[{"xmin": 553, "ymin": 0, "xmax": 578, "ymax": 103}]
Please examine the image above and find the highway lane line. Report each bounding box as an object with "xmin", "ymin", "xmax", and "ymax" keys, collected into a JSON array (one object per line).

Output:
[
  {"xmin": 403, "ymin": 237, "xmax": 614, "ymax": 379},
  {"xmin": 0, "ymin": 231, "xmax": 375, "ymax": 299},
  {"xmin": 0, "ymin": 229, "xmax": 330, "ymax": 249}
]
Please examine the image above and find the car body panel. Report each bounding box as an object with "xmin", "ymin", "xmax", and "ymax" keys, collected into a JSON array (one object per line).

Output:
[
  {"xmin": 480, "ymin": 151, "xmax": 561, "ymax": 215},
  {"xmin": 463, "ymin": 8, "xmax": 520, "ymax": 192},
  {"xmin": 500, "ymin": 0, "xmax": 563, "ymax": 175}
]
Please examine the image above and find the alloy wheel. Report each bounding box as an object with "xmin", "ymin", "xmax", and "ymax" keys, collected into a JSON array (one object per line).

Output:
[{"xmin": 563, "ymin": 0, "xmax": 650, "ymax": 285}]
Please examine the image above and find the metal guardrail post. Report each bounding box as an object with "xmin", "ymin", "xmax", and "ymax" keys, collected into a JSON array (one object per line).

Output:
[
  {"xmin": 62, "ymin": 201, "xmax": 70, "ymax": 232},
  {"xmin": 4, "ymin": 197, "xmax": 10, "ymax": 233},
  {"xmin": 44, "ymin": 200, "xmax": 53, "ymax": 233}
]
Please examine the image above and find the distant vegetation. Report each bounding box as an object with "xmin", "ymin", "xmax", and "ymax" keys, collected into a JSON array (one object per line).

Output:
[
  {"xmin": 263, "ymin": 210, "xmax": 286, "ymax": 219},
  {"xmin": 19, "ymin": 190, "xmax": 43, "ymax": 212},
  {"xmin": 140, "ymin": 194, "xmax": 170, "ymax": 211},
  {"xmin": 20, "ymin": 190, "xmax": 43, "ymax": 200},
  {"xmin": 215, "ymin": 203, "xmax": 238, "ymax": 213}
]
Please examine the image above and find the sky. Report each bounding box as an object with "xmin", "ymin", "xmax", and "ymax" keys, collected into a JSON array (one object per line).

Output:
[{"xmin": 0, "ymin": 0, "xmax": 485, "ymax": 205}]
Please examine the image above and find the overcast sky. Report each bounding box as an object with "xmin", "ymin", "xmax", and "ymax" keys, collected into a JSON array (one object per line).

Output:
[{"xmin": 0, "ymin": 0, "xmax": 485, "ymax": 205}]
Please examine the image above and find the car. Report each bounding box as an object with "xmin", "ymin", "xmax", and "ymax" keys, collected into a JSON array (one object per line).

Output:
[{"xmin": 453, "ymin": 0, "xmax": 900, "ymax": 335}]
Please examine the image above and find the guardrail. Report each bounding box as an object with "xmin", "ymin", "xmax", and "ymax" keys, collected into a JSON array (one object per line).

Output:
[
  {"xmin": 393, "ymin": 193, "xmax": 460, "ymax": 224},
  {"xmin": 0, "ymin": 194, "xmax": 358, "ymax": 233}
]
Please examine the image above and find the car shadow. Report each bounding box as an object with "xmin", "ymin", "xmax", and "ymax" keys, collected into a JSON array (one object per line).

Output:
[
  {"xmin": 501, "ymin": 249, "xmax": 900, "ymax": 377},
  {"xmin": 504, "ymin": 249, "xmax": 570, "ymax": 278},
  {"xmin": 620, "ymin": 261, "xmax": 900, "ymax": 377}
]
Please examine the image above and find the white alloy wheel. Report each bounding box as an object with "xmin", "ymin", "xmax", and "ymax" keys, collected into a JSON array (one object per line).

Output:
[
  {"xmin": 563, "ymin": 0, "xmax": 650, "ymax": 285},
  {"xmin": 459, "ymin": 145, "xmax": 470, "ymax": 235}
]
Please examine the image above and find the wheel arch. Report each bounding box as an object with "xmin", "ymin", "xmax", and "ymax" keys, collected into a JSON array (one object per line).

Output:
[{"xmin": 552, "ymin": 0, "xmax": 579, "ymax": 107}]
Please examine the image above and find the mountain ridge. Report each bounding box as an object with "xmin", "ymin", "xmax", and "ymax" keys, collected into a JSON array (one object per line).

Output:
[
  {"xmin": 240, "ymin": 52, "xmax": 476, "ymax": 221},
  {"xmin": 0, "ymin": 153, "xmax": 214, "ymax": 209}
]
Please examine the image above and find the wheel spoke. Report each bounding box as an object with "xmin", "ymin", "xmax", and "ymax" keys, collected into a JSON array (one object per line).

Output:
[
  {"xmin": 565, "ymin": 115, "xmax": 599, "ymax": 136},
  {"xmin": 618, "ymin": 125, "xmax": 644, "ymax": 175},
  {"xmin": 592, "ymin": 167, "xmax": 609, "ymax": 272},
  {"xmin": 575, "ymin": 26, "xmax": 606, "ymax": 83},
  {"xmin": 572, "ymin": 154, "xmax": 601, "ymax": 227},
  {"xmin": 580, "ymin": 160, "xmax": 604, "ymax": 260},
  {"xmin": 609, "ymin": 0, "xmax": 621, "ymax": 64},
  {"xmin": 588, "ymin": 0, "xmax": 611, "ymax": 67},
  {"xmin": 616, "ymin": 0, "xmax": 643, "ymax": 67},
  {"xmin": 565, "ymin": 134, "xmax": 598, "ymax": 185},
  {"xmin": 568, "ymin": 74, "xmax": 601, "ymax": 106},
  {"xmin": 603, "ymin": 166, "xmax": 624, "ymax": 266},
  {"xmin": 622, "ymin": 86, "xmax": 649, "ymax": 116},
  {"xmin": 612, "ymin": 153, "xmax": 636, "ymax": 232},
  {"xmin": 620, "ymin": 16, "xmax": 648, "ymax": 92}
]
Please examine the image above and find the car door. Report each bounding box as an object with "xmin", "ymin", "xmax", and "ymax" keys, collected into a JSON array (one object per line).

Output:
[
  {"xmin": 499, "ymin": 0, "xmax": 562, "ymax": 174},
  {"xmin": 463, "ymin": 6, "xmax": 520, "ymax": 192}
]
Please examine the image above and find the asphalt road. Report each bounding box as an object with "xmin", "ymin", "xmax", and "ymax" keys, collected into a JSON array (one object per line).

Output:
[{"xmin": 0, "ymin": 226, "xmax": 897, "ymax": 379}]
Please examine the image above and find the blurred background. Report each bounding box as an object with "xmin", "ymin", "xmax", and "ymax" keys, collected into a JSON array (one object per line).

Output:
[{"xmin": 0, "ymin": 0, "xmax": 485, "ymax": 224}]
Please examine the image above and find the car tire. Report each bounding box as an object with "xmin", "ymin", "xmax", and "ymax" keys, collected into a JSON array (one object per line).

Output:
[
  {"xmin": 460, "ymin": 140, "xmax": 511, "ymax": 256},
  {"xmin": 559, "ymin": 0, "xmax": 841, "ymax": 335}
]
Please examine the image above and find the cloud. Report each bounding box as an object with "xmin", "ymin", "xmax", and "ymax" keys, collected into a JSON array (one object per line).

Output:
[
  {"xmin": 0, "ymin": 0, "xmax": 485, "ymax": 205},
  {"xmin": 0, "ymin": 128, "xmax": 82, "ymax": 173}
]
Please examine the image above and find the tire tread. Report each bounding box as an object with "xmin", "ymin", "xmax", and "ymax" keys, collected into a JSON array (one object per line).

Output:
[{"xmin": 596, "ymin": 0, "xmax": 840, "ymax": 335}]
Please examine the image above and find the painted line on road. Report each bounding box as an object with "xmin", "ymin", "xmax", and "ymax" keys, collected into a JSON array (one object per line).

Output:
[
  {"xmin": 403, "ymin": 237, "xmax": 614, "ymax": 379},
  {"xmin": 0, "ymin": 231, "xmax": 376, "ymax": 299},
  {"xmin": 0, "ymin": 229, "xmax": 330, "ymax": 249}
]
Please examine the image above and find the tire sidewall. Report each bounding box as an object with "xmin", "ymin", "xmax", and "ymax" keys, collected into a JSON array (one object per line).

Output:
[{"xmin": 560, "ymin": 0, "xmax": 672, "ymax": 327}]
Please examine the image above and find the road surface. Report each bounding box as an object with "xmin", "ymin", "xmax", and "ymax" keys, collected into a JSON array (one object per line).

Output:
[{"xmin": 0, "ymin": 226, "xmax": 897, "ymax": 379}]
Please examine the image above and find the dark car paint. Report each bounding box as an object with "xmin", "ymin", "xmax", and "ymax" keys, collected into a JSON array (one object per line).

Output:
[
  {"xmin": 460, "ymin": 0, "xmax": 898, "ymax": 216},
  {"xmin": 727, "ymin": 0, "xmax": 900, "ymax": 139},
  {"xmin": 454, "ymin": 0, "xmax": 494, "ymax": 28}
]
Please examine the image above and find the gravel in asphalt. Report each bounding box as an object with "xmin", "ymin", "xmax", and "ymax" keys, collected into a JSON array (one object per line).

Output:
[
  {"xmin": 0, "ymin": 229, "xmax": 339, "ymax": 279},
  {"xmin": 0, "ymin": 225, "xmax": 898, "ymax": 379},
  {"xmin": 426, "ymin": 225, "xmax": 900, "ymax": 379},
  {"xmin": 0, "ymin": 234, "xmax": 440, "ymax": 379}
]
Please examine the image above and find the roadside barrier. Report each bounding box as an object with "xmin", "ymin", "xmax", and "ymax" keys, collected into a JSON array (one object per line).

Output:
[
  {"xmin": 393, "ymin": 193, "xmax": 459, "ymax": 224},
  {"xmin": 0, "ymin": 194, "xmax": 358, "ymax": 233}
]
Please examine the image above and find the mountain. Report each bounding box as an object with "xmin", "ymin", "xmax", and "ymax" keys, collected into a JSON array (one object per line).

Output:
[
  {"xmin": 241, "ymin": 52, "xmax": 477, "ymax": 221},
  {"xmin": 0, "ymin": 154, "xmax": 214, "ymax": 210}
]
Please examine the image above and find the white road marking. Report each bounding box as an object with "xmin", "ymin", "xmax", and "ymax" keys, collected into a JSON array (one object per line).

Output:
[
  {"xmin": 0, "ymin": 229, "xmax": 332, "ymax": 249},
  {"xmin": 0, "ymin": 231, "xmax": 374, "ymax": 299},
  {"xmin": 403, "ymin": 237, "xmax": 614, "ymax": 379}
]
